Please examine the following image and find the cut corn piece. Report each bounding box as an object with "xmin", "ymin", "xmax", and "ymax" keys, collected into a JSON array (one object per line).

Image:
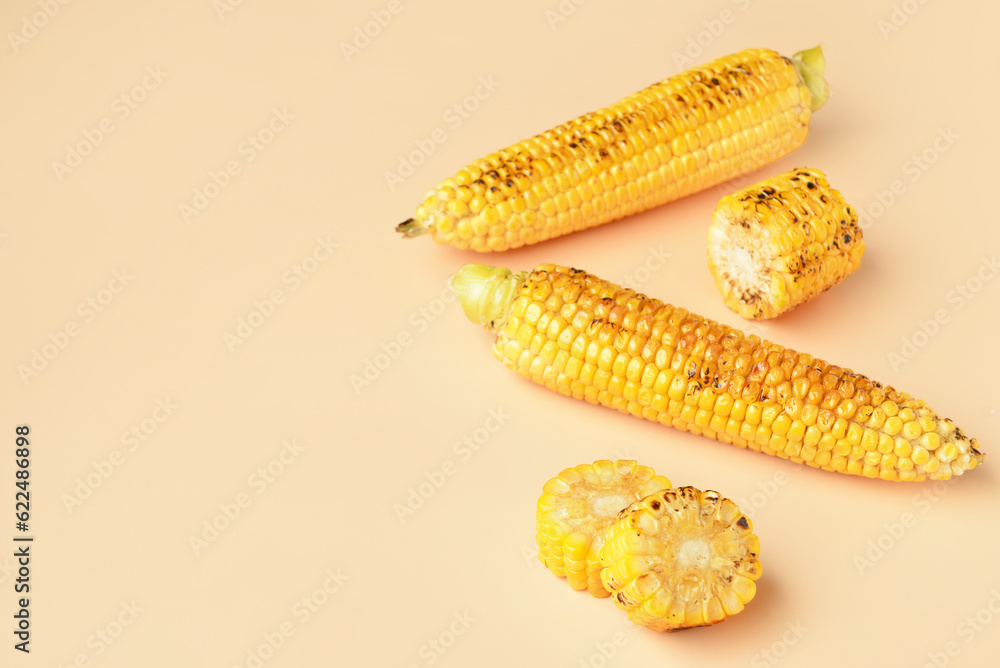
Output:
[
  {"xmin": 537, "ymin": 459, "xmax": 672, "ymax": 597},
  {"xmin": 600, "ymin": 487, "xmax": 761, "ymax": 631},
  {"xmin": 708, "ymin": 167, "xmax": 864, "ymax": 319},
  {"xmin": 450, "ymin": 263, "xmax": 984, "ymax": 481},
  {"xmin": 398, "ymin": 47, "xmax": 828, "ymax": 252}
]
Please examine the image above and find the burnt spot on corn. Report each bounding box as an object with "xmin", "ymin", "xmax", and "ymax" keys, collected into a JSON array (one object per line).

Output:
[{"xmin": 736, "ymin": 516, "xmax": 750, "ymax": 530}]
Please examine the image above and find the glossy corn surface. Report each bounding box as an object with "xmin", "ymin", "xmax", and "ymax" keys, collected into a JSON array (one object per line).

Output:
[
  {"xmin": 708, "ymin": 167, "xmax": 864, "ymax": 319},
  {"xmin": 536, "ymin": 460, "xmax": 672, "ymax": 597},
  {"xmin": 450, "ymin": 263, "xmax": 984, "ymax": 481},
  {"xmin": 399, "ymin": 47, "xmax": 828, "ymax": 252},
  {"xmin": 600, "ymin": 487, "xmax": 761, "ymax": 631}
]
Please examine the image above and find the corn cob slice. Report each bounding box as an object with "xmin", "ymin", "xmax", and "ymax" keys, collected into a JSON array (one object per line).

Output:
[
  {"xmin": 708, "ymin": 167, "xmax": 864, "ymax": 319},
  {"xmin": 397, "ymin": 46, "xmax": 829, "ymax": 252},
  {"xmin": 536, "ymin": 459, "xmax": 672, "ymax": 597},
  {"xmin": 450, "ymin": 263, "xmax": 984, "ymax": 481},
  {"xmin": 600, "ymin": 487, "xmax": 761, "ymax": 631}
]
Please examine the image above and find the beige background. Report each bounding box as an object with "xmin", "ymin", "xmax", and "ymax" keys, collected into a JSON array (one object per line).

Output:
[{"xmin": 3, "ymin": 0, "xmax": 999, "ymax": 666}]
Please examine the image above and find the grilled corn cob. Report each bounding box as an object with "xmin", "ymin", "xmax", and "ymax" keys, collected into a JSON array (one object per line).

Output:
[
  {"xmin": 600, "ymin": 487, "xmax": 761, "ymax": 631},
  {"xmin": 397, "ymin": 46, "xmax": 829, "ymax": 252},
  {"xmin": 450, "ymin": 263, "xmax": 984, "ymax": 481},
  {"xmin": 708, "ymin": 167, "xmax": 864, "ymax": 319},
  {"xmin": 536, "ymin": 459, "xmax": 672, "ymax": 597}
]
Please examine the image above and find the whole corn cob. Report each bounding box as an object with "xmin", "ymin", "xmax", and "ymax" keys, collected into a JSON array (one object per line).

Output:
[
  {"xmin": 600, "ymin": 487, "xmax": 761, "ymax": 631},
  {"xmin": 536, "ymin": 459, "xmax": 672, "ymax": 597},
  {"xmin": 708, "ymin": 167, "xmax": 864, "ymax": 319},
  {"xmin": 450, "ymin": 263, "xmax": 984, "ymax": 481},
  {"xmin": 397, "ymin": 46, "xmax": 829, "ymax": 252}
]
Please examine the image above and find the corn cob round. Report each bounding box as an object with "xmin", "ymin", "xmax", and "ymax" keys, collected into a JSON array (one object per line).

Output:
[
  {"xmin": 600, "ymin": 487, "xmax": 761, "ymax": 631},
  {"xmin": 398, "ymin": 47, "xmax": 829, "ymax": 252},
  {"xmin": 450, "ymin": 263, "xmax": 984, "ymax": 481},
  {"xmin": 708, "ymin": 167, "xmax": 864, "ymax": 319},
  {"xmin": 536, "ymin": 459, "xmax": 672, "ymax": 597}
]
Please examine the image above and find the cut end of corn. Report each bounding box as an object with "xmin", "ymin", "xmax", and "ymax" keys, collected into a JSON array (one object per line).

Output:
[
  {"xmin": 536, "ymin": 460, "xmax": 672, "ymax": 597},
  {"xmin": 450, "ymin": 263, "xmax": 525, "ymax": 329},
  {"xmin": 600, "ymin": 487, "xmax": 761, "ymax": 631},
  {"xmin": 791, "ymin": 45, "xmax": 829, "ymax": 111},
  {"xmin": 455, "ymin": 263, "xmax": 983, "ymax": 481},
  {"xmin": 708, "ymin": 167, "xmax": 864, "ymax": 319}
]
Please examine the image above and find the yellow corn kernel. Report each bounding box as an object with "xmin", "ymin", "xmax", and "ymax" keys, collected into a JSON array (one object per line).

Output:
[
  {"xmin": 707, "ymin": 167, "xmax": 864, "ymax": 319},
  {"xmin": 600, "ymin": 487, "xmax": 761, "ymax": 631},
  {"xmin": 453, "ymin": 264, "xmax": 985, "ymax": 481},
  {"xmin": 536, "ymin": 460, "xmax": 671, "ymax": 598},
  {"xmin": 399, "ymin": 48, "xmax": 828, "ymax": 252}
]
